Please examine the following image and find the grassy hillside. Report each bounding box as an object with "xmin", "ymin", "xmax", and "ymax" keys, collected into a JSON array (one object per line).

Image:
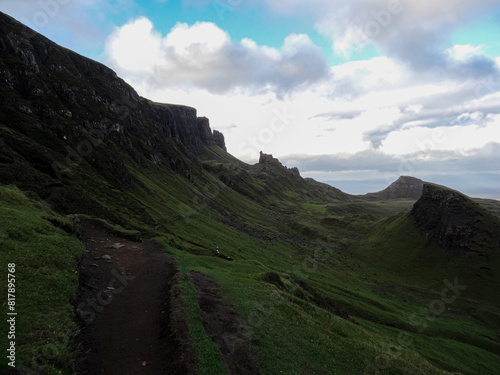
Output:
[
  {"xmin": 5, "ymin": 145, "xmax": 500, "ymax": 374},
  {"xmin": 0, "ymin": 185, "xmax": 84, "ymax": 374},
  {"xmin": 3, "ymin": 137, "xmax": 500, "ymax": 374}
]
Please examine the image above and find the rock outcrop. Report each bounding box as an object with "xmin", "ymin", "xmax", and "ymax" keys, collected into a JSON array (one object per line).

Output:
[
  {"xmin": 258, "ymin": 152, "xmax": 300, "ymax": 175},
  {"xmin": 410, "ymin": 184, "xmax": 500, "ymax": 252},
  {"xmin": 197, "ymin": 117, "xmax": 226, "ymax": 151}
]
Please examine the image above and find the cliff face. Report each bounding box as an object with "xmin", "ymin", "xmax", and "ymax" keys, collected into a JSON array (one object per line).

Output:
[
  {"xmin": 410, "ymin": 184, "xmax": 500, "ymax": 252},
  {"xmin": 257, "ymin": 152, "xmax": 301, "ymax": 177},
  {"xmin": 0, "ymin": 11, "xmax": 225, "ymax": 164},
  {"xmin": 0, "ymin": 11, "xmax": 230, "ymax": 219},
  {"xmin": 197, "ymin": 117, "xmax": 226, "ymax": 151}
]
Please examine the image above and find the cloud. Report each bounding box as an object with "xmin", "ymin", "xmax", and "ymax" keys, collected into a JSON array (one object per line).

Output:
[
  {"xmin": 311, "ymin": 55, "xmax": 500, "ymax": 149},
  {"xmin": 102, "ymin": 13, "xmax": 500, "ymax": 169},
  {"xmin": 380, "ymin": 114, "xmax": 500, "ymax": 155},
  {"xmin": 264, "ymin": 0, "xmax": 500, "ymax": 79},
  {"xmin": 105, "ymin": 17, "xmax": 331, "ymax": 96},
  {"xmin": 380, "ymin": 27, "xmax": 499, "ymax": 79}
]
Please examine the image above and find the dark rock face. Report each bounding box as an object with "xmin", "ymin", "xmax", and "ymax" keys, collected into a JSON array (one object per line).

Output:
[
  {"xmin": 197, "ymin": 117, "xmax": 226, "ymax": 151},
  {"xmin": 258, "ymin": 152, "xmax": 283, "ymax": 166},
  {"xmin": 258, "ymin": 152, "xmax": 300, "ymax": 175},
  {"xmin": 411, "ymin": 184, "xmax": 499, "ymax": 252},
  {"xmin": 365, "ymin": 176, "xmax": 424, "ymax": 200},
  {"xmin": 0, "ymin": 11, "xmax": 226, "ymax": 169}
]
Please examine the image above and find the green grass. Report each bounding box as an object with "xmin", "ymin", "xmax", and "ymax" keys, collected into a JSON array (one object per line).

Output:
[
  {"xmin": 474, "ymin": 198, "xmax": 500, "ymax": 219},
  {"xmin": 3, "ymin": 148, "xmax": 500, "ymax": 374},
  {"xmin": 119, "ymin": 159, "xmax": 500, "ymax": 375},
  {"xmin": 0, "ymin": 185, "xmax": 84, "ymax": 374},
  {"xmin": 303, "ymin": 203, "xmax": 327, "ymax": 214},
  {"xmin": 158, "ymin": 239, "xmax": 230, "ymax": 374},
  {"xmin": 2, "ymin": 105, "xmax": 499, "ymax": 374},
  {"xmin": 180, "ymin": 277, "xmax": 229, "ymax": 375}
]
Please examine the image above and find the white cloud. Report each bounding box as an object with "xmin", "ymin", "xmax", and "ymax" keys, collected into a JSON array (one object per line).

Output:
[
  {"xmin": 380, "ymin": 114, "xmax": 500, "ymax": 155},
  {"xmin": 447, "ymin": 44, "xmax": 485, "ymax": 60},
  {"xmin": 164, "ymin": 21, "xmax": 230, "ymax": 55},
  {"xmin": 112, "ymin": 19, "xmax": 500, "ymax": 166},
  {"xmin": 105, "ymin": 17, "xmax": 330, "ymax": 95},
  {"xmin": 106, "ymin": 17, "xmax": 162, "ymax": 73}
]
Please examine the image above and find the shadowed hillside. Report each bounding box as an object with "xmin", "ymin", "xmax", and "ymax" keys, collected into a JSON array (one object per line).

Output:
[{"xmin": 412, "ymin": 183, "xmax": 500, "ymax": 253}]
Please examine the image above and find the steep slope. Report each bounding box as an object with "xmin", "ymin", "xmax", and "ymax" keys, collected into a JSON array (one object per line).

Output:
[
  {"xmin": 411, "ymin": 183, "xmax": 500, "ymax": 253},
  {"xmin": 0, "ymin": 11, "xmax": 226, "ymax": 224},
  {"xmin": 0, "ymin": 185, "xmax": 84, "ymax": 375}
]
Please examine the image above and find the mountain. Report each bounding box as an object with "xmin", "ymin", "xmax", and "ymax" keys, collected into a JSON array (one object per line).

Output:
[
  {"xmin": 0, "ymin": 11, "xmax": 350, "ymax": 223},
  {"xmin": 363, "ymin": 176, "xmax": 424, "ymax": 200},
  {"xmin": 2, "ymin": 11, "xmax": 500, "ymax": 375}
]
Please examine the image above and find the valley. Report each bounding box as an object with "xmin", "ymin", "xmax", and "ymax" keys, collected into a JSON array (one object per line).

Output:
[{"xmin": 1, "ymin": 11, "xmax": 499, "ymax": 375}]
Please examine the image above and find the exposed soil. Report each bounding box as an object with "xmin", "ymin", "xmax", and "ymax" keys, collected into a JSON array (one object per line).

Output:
[
  {"xmin": 190, "ymin": 271, "xmax": 260, "ymax": 375},
  {"xmin": 75, "ymin": 219, "xmax": 194, "ymax": 375}
]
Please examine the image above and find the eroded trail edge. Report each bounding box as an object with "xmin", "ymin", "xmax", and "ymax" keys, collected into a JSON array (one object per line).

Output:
[
  {"xmin": 75, "ymin": 219, "xmax": 193, "ymax": 375},
  {"xmin": 190, "ymin": 271, "xmax": 260, "ymax": 375}
]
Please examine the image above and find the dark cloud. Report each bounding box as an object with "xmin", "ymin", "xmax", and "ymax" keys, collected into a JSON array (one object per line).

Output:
[
  {"xmin": 282, "ymin": 143, "xmax": 500, "ymax": 178},
  {"xmin": 269, "ymin": 0, "xmax": 500, "ymax": 80},
  {"xmin": 313, "ymin": 109, "xmax": 362, "ymax": 120}
]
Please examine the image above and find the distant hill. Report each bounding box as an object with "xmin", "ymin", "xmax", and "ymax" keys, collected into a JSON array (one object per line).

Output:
[{"xmin": 362, "ymin": 176, "xmax": 424, "ymax": 200}]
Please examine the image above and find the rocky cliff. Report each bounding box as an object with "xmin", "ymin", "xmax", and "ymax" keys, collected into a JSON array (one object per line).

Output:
[
  {"xmin": 410, "ymin": 184, "xmax": 500, "ymax": 252},
  {"xmin": 258, "ymin": 151, "xmax": 300, "ymax": 175},
  {"xmin": 0, "ymin": 11, "xmax": 230, "ymax": 221},
  {"xmin": 0, "ymin": 11, "xmax": 225, "ymax": 168},
  {"xmin": 249, "ymin": 152, "xmax": 349, "ymax": 203}
]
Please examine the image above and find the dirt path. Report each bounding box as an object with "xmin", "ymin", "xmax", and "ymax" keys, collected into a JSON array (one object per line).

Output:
[{"xmin": 75, "ymin": 219, "xmax": 192, "ymax": 375}]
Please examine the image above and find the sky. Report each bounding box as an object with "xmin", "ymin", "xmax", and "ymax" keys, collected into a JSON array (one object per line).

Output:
[{"xmin": 2, "ymin": 0, "xmax": 500, "ymax": 198}]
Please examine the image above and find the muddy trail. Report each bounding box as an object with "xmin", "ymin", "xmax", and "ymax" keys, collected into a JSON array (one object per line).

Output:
[{"xmin": 75, "ymin": 219, "xmax": 193, "ymax": 375}]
